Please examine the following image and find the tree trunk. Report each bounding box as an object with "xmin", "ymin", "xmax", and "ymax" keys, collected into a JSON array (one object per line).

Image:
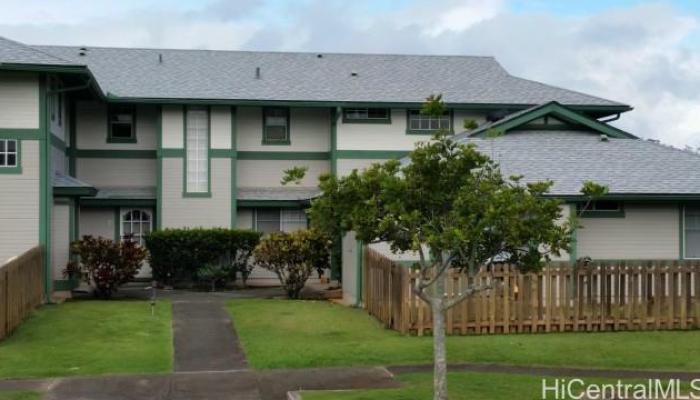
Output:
[{"xmin": 431, "ymin": 277, "xmax": 448, "ymax": 400}]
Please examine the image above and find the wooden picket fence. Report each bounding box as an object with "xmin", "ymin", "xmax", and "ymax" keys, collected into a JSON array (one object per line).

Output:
[
  {"xmin": 0, "ymin": 246, "xmax": 44, "ymax": 340},
  {"xmin": 363, "ymin": 248, "xmax": 700, "ymax": 335}
]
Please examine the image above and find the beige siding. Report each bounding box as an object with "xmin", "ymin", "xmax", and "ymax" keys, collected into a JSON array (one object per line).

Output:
[
  {"xmin": 162, "ymin": 158, "xmax": 231, "ymax": 228},
  {"xmin": 237, "ymin": 107, "xmax": 330, "ymax": 152},
  {"xmin": 162, "ymin": 105, "xmax": 184, "ymax": 149},
  {"xmin": 79, "ymin": 208, "xmax": 115, "ymax": 240},
  {"xmin": 237, "ymin": 159, "xmax": 329, "ymax": 187},
  {"xmin": 577, "ymin": 204, "xmax": 680, "ymax": 260},
  {"xmin": 0, "ymin": 72, "xmax": 39, "ymax": 129},
  {"xmin": 336, "ymin": 159, "xmax": 387, "ymax": 177},
  {"xmin": 75, "ymin": 101, "xmax": 157, "ymax": 150},
  {"xmin": 76, "ymin": 158, "xmax": 156, "ymax": 187},
  {"xmin": 337, "ymin": 109, "xmax": 485, "ymax": 151},
  {"xmin": 51, "ymin": 203, "xmax": 70, "ymax": 280},
  {"xmin": 0, "ymin": 141, "xmax": 39, "ymax": 264},
  {"xmin": 237, "ymin": 208, "xmax": 254, "ymax": 229},
  {"xmin": 342, "ymin": 231, "xmax": 359, "ymax": 305},
  {"xmin": 210, "ymin": 106, "xmax": 232, "ymax": 149}
]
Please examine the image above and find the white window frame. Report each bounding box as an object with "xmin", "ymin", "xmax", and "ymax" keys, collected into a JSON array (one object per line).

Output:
[
  {"xmin": 185, "ymin": 107, "xmax": 210, "ymax": 194},
  {"xmin": 407, "ymin": 109, "xmax": 451, "ymax": 132},
  {"xmin": 119, "ymin": 208, "xmax": 153, "ymax": 247}
]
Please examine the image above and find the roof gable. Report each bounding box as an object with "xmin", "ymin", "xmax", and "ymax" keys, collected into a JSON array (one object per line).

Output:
[{"xmin": 461, "ymin": 102, "xmax": 637, "ymax": 139}]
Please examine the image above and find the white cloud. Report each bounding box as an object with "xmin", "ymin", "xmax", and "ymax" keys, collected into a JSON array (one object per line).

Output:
[{"xmin": 0, "ymin": 1, "xmax": 698, "ymax": 147}]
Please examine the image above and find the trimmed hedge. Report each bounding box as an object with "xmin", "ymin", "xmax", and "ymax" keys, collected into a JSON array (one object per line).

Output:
[{"xmin": 144, "ymin": 228, "xmax": 261, "ymax": 286}]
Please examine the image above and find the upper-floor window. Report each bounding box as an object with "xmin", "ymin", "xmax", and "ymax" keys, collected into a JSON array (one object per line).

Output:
[
  {"xmin": 0, "ymin": 139, "xmax": 18, "ymax": 168},
  {"xmin": 263, "ymin": 107, "xmax": 290, "ymax": 144},
  {"xmin": 108, "ymin": 105, "xmax": 136, "ymax": 143},
  {"xmin": 343, "ymin": 108, "xmax": 390, "ymax": 123},
  {"xmin": 407, "ymin": 109, "xmax": 451, "ymax": 133},
  {"xmin": 578, "ymin": 201, "xmax": 624, "ymax": 218},
  {"xmin": 185, "ymin": 107, "xmax": 210, "ymax": 194}
]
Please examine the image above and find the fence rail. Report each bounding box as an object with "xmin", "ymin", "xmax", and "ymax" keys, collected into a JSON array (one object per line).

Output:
[
  {"xmin": 0, "ymin": 246, "xmax": 44, "ymax": 340},
  {"xmin": 363, "ymin": 248, "xmax": 700, "ymax": 335}
]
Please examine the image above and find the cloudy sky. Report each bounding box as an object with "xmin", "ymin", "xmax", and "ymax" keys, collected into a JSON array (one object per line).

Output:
[{"xmin": 2, "ymin": 0, "xmax": 699, "ymax": 147}]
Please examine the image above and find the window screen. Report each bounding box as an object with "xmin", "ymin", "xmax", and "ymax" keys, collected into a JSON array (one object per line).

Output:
[
  {"xmin": 280, "ymin": 209, "xmax": 307, "ymax": 232},
  {"xmin": 186, "ymin": 107, "xmax": 209, "ymax": 193},
  {"xmin": 344, "ymin": 108, "xmax": 390, "ymax": 121},
  {"xmin": 685, "ymin": 207, "xmax": 700, "ymax": 258},
  {"xmin": 263, "ymin": 108, "xmax": 289, "ymax": 143},
  {"xmin": 256, "ymin": 209, "xmax": 281, "ymax": 234}
]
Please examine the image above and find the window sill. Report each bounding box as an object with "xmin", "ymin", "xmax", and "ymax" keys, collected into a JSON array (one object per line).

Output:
[
  {"xmin": 342, "ymin": 118, "xmax": 392, "ymax": 124},
  {"xmin": 405, "ymin": 129, "xmax": 454, "ymax": 136},
  {"xmin": 182, "ymin": 192, "xmax": 212, "ymax": 198},
  {"xmin": 107, "ymin": 137, "xmax": 137, "ymax": 144},
  {"xmin": 261, "ymin": 140, "xmax": 291, "ymax": 146},
  {"xmin": 0, "ymin": 166, "xmax": 22, "ymax": 174}
]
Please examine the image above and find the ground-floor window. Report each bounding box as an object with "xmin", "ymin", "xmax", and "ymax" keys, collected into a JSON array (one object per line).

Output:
[
  {"xmin": 254, "ymin": 208, "xmax": 307, "ymax": 234},
  {"xmin": 684, "ymin": 206, "xmax": 700, "ymax": 259},
  {"xmin": 120, "ymin": 208, "xmax": 152, "ymax": 246}
]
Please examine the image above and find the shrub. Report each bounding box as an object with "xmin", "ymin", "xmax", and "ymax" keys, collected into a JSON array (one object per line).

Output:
[
  {"xmin": 68, "ymin": 235, "xmax": 147, "ymax": 298},
  {"xmin": 253, "ymin": 229, "xmax": 331, "ymax": 299},
  {"xmin": 144, "ymin": 228, "xmax": 261, "ymax": 286},
  {"xmin": 196, "ymin": 263, "xmax": 232, "ymax": 291}
]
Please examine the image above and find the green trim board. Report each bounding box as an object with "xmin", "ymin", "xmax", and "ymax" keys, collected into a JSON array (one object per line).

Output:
[
  {"xmin": 68, "ymin": 97, "xmax": 77, "ymax": 176},
  {"xmin": 469, "ymin": 101, "xmax": 637, "ymax": 139},
  {"xmin": 39, "ymin": 75, "xmax": 52, "ymax": 298},
  {"xmin": 80, "ymin": 198, "xmax": 156, "ymax": 207},
  {"xmin": 53, "ymin": 278, "xmax": 80, "ymax": 291},
  {"xmin": 0, "ymin": 129, "xmax": 41, "ymax": 140},
  {"xmin": 230, "ymin": 106, "xmax": 238, "ymax": 229},
  {"xmin": 552, "ymin": 194, "xmax": 700, "ymax": 202},
  {"xmin": 53, "ymin": 186, "xmax": 97, "ymax": 197},
  {"xmin": 0, "ymin": 139, "xmax": 22, "ymax": 174},
  {"xmin": 69, "ymin": 149, "xmax": 157, "ymax": 159},
  {"xmin": 160, "ymin": 148, "xmax": 185, "ymax": 158},
  {"xmin": 237, "ymin": 151, "xmax": 329, "ymax": 160},
  {"xmin": 210, "ymin": 149, "xmax": 235, "ymax": 158},
  {"xmin": 156, "ymin": 105, "xmax": 163, "ymax": 229},
  {"xmin": 113, "ymin": 207, "xmax": 120, "ymax": 241},
  {"xmin": 237, "ymin": 200, "xmax": 307, "ymax": 208},
  {"xmin": 679, "ymin": 203, "xmax": 685, "ymax": 260},
  {"xmin": 336, "ymin": 150, "xmax": 409, "ymax": 159},
  {"xmin": 182, "ymin": 105, "xmax": 212, "ymax": 197}
]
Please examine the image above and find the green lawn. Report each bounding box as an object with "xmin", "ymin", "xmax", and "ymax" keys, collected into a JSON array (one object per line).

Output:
[
  {"xmin": 0, "ymin": 300, "xmax": 172, "ymax": 379},
  {"xmin": 0, "ymin": 392, "xmax": 42, "ymax": 400},
  {"xmin": 302, "ymin": 372, "xmax": 688, "ymax": 400},
  {"xmin": 228, "ymin": 299, "xmax": 700, "ymax": 370}
]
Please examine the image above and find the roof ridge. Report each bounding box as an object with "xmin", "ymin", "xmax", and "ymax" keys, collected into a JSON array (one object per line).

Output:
[{"xmin": 34, "ymin": 43, "xmax": 498, "ymax": 59}]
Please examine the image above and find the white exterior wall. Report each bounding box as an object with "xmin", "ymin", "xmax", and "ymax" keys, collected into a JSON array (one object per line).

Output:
[
  {"xmin": 210, "ymin": 106, "xmax": 232, "ymax": 149},
  {"xmin": 337, "ymin": 109, "xmax": 485, "ymax": 151},
  {"xmin": 79, "ymin": 208, "xmax": 115, "ymax": 240},
  {"xmin": 51, "ymin": 203, "xmax": 70, "ymax": 280},
  {"xmin": 0, "ymin": 141, "xmax": 40, "ymax": 264},
  {"xmin": 0, "ymin": 72, "xmax": 39, "ymax": 129},
  {"xmin": 577, "ymin": 204, "xmax": 680, "ymax": 260},
  {"xmin": 75, "ymin": 101, "xmax": 158, "ymax": 150},
  {"xmin": 76, "ymin": 158, "xmax": 156, "ymax": 187},
  {"xmin": 161, "ymin": 158, "xmax": 231, "ymax": 228},
  {"xmin": 162, "ymin": 105, "xmax": 184, "ymax": 148},
  {"xmin": 237, "ymin": 159, "xmax": 329, "ymax": 187},
  {"xmin": 237, "ymin": 107, "xmax": 330, "ymax": 152}
]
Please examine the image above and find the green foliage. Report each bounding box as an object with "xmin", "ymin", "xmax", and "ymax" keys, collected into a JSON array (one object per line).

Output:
[
  {"xmin": 196, "ymin": 263, "xmax": 232, "ymax": 291},
  {"xmin": 310, "ymin": 134, "xmax": 572, "ymax": 275},
  {"xmin": 253, "ymin": 229, "xmax": 331, "ymax": 298},
  {"xmin": 144, "ymin": 228, "xmax": 261, "ymax": 286},
  {"xmin": 580, "ymin": 180, "xmax": 609, "ymax": 199},
  {"xmin": 281, "ymin": 165, "xmax": 309, "ymax": 185},
  {"xmin": 485, "ymin": 128, "xmax": 503, "ymax": 139},
  {"xmin": 421, "ymin": 94, "xmax": 446, "ymax": 118},
  {"xmin": 68, "ymin": 235, "xmax": 147, "ymax": 298},
  {"xmin": 463, "ymin": 119, "xmax": 479, "ymax": 130}
]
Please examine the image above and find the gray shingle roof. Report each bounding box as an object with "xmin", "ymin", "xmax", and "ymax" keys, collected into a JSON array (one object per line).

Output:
[
  {"xmin": 0, "ymin": 37, "xmax": 76, "ymax": 66},
  {"xmin": 238, "ymin": 187, "xmax": 321, "ymax": 201},
  {"xmin": 53, "ymin": 172, "xmax": 94, "ymax": 188},
  {"xmin": 28, "ymin": 43, "xmax": 626, "ymax": 107},
  {"xmin": 93, "ymin": 186, "xmax": 156, "ymax": 199},
  {"xmin": 458, "ymin": 131, "xmax": 700, "ymax": 196}
]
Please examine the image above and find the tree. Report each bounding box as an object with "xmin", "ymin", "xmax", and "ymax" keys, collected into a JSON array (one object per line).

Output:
[{"xmin": 308, "ymin": 95, "xmax": 602, "ymax": 400}]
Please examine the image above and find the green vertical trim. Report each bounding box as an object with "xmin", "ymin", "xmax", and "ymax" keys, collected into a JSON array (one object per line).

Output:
[
  {"xmin": 68, "ymin": 97, "xmax": 76, "ymax": 176},
  {"xmin": 114, "ymin": 207, "xmax": 121, "ymax": 241},
  {"xmin": 679, "ymin": 203, "xmax": 685, "ymax": 260},
  {"xmin": 231, "ymin": 106, "xmax": 238, "ymax": 229},
  {"xmin": 39, "ymin": 75, "xmax": 52, "ymax": 299},
  {"xmin": 182, "ymin": 106, "xmax": 212, "ymax": 197},
  {"xmin": 156, "ymin": 105, "xmax": 163, "ymax": 229},
  {"xmin": 355, "ymin": 239, "xmax": 363, "ymax": 307},
  {"xmin": 569, "ymin": 204, "xmax": 578, "ymax": 265}
]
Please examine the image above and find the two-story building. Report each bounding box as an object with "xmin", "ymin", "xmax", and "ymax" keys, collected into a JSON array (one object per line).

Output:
[{"xmin": 2, "ymin": 36, "xmax": 700, "ymax": 301}]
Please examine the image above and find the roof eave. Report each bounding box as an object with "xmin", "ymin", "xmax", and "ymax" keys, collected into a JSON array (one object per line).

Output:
[{"xmin": 551, "ymin": 193, "xmax": 700, "ymax": 202}]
